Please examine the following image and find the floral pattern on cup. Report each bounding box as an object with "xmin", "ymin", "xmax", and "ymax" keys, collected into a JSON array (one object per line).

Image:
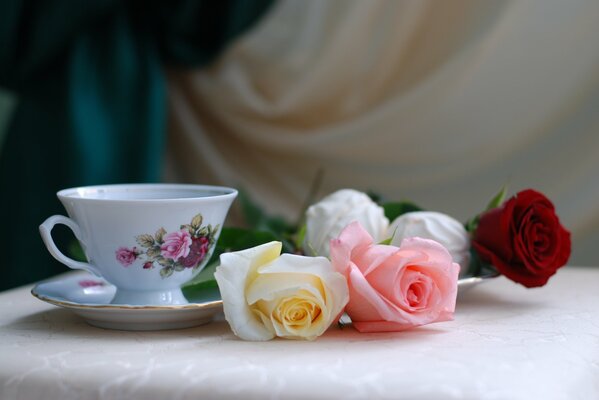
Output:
[
  {"xmin": 78, "ymin": 280, "xmax": 106, "ymax": 288},
  {"xmin": 115, "ymin": 213, "xmax": 218, "ymax": 278}
]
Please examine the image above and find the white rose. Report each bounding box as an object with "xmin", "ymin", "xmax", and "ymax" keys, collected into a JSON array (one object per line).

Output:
[
  {"xmin": 303, "ymin": 189, "xmax": 389, "ymax": 257},
  {"xmin": 387, "ymin": 211, "xmax": 470, "ymax": 270},
  {"xmin": 214, "ymin": 241, "xmax": 349, "ymax": 341}
]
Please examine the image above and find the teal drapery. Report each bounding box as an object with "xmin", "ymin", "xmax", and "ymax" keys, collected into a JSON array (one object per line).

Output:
[{"xmin": 0, "ymin": 0, "xmax": 273, "ymax": 290}]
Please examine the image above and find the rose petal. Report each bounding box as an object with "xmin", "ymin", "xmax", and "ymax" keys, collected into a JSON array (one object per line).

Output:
[
  {"xmin": 330, "ymin": 221, "xmax": 375, "ymax": 276},
  {"xmin": 345, "ymin": 262, "xmax": 413, "ymax": 324},
  {"xmin": 352, "ymin": 243, "xmax": 401, "ymax": 276},
  {"xmin": 305, "ymin": 190, "xmax": 388, "ymax": 256},
  {"xmin": 246, "ymin": 273, "xmax": 326, "ymax": 309},
  {"xmin": 387, "ymin": 211, "xmax": 471, "ymax": 269},
  {"xmin": 250, "ymin": 254, "xmax": 349, "ymax": 339},
  {"xmin": 214, "ymin": 241, "xmax": 282, "ymax": 341}
]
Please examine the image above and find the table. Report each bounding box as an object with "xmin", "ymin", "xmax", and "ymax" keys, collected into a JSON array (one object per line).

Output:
[{"xmin": 1, "ymin": 266, "xmax": 598, "ymax": 400}]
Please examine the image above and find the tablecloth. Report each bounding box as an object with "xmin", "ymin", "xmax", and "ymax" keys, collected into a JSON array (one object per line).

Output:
[{"xmin": 1, "ymin": 266, "xmax": 598, "ymax": 400}]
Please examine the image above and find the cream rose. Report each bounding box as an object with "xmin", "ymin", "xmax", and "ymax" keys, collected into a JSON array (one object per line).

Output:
[
  {"xmin": 303, "ymin": 189, "xmax": 389, "ymax": 257},
  {"xmin": 214, "ymin": 242, "xmax": 349, "ymax": 341},
  {"xmin": 387, "ymin": 211, "xmax": 470, "ymax": 270}
]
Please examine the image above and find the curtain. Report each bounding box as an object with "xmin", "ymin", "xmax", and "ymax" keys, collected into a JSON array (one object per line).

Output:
[
  {"xmin": 167, "ymin": 0, "xmax": 599, "ymax": 265},
  {"xmin": 0, "ymin": 0, "xmax": 273, "ymax": 290}
]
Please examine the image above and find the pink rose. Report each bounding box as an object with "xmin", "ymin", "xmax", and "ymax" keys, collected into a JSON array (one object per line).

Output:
[
  {"xmin": 330, "ymin": 222, "xmax": 459, "ymax": 333},
  {"xmin": 115, "ymin": 247, "xmax": 138, "ymax": 266},
  {"xmin": 160, "ymin": 230, "xmax": 192, "ymax": 261}
]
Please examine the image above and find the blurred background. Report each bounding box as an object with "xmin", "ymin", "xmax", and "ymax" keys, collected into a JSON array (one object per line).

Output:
[{"xmin": 1, "ymin": 0, "xmax": 598, "ymax": 291}]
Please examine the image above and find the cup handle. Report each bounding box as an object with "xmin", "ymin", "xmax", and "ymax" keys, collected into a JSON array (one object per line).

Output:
[{"xmin": 39, "ymin": 215, "xmax": 102, "ymax": 277}]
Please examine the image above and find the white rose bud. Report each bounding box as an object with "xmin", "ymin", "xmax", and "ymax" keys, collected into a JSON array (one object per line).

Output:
[
  {"xmin": 388, "ymin": 211, "xmax": 470, "ymax": 271},
  {"xmin": 214, "ymin": 242, "xmax": 349, "ymax": 341},
  {"xmin": 303, "ymin": 189, "xmax": 389, "ymax": 257}
]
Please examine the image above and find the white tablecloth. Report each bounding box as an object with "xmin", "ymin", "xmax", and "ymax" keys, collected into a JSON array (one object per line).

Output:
[{"xmin": 1, "ymin": 267, "xmax": 598, "ymax": 400}]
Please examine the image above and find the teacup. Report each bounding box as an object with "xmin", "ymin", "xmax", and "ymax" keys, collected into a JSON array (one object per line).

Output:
[{"xmin": 39, "ymin": 183, "xmax": 237, "ymax": 305}]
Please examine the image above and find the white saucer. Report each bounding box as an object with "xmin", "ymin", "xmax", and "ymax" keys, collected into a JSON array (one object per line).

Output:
[
  {"xmin": 31, "ymin": 273, "xmax": 223, "ymax": 331},
  {"xmin": 457, "ymin": 272, "xmax": 498, "ymax": 293},
  {"xmin": 32, "ymin": 271, "xmax": 494, "ymax": 331}
]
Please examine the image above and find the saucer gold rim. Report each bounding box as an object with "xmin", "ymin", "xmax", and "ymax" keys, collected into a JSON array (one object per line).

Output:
[
  {"xmin": 30, "ymin": 288, "xmax": 223, "ymax": 311},
  {"xmin": 31, "ymin": 273, "xmax": 496, "ymax": 311}
]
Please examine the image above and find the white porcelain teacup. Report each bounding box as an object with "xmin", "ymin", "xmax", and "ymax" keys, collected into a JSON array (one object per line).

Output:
[{"xmin": 39, "ymin": 184, "xmax": 237, "ymax": 305}]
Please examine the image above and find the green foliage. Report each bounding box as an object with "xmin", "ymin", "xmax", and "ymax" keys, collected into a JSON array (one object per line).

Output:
[
  {"xmin": 182, "ymin": 226, "xmax": 282, "ymax": 293},
  {"xmin": 465, "ymin": 185, "xmax": 508, "ymax": 233},
  {"xmin": 181, "ymin": 279, "xmax": 221, "ymax": 303},
  {"xmin": 183, "ymin": 191, "xmax": 303, "ymax": 293},
  {"xmin": 237, "ymin": 189, "xmax": 297, "ymax": 252},
  {"xmin": 379, "ymin": 237, "xmax": 393, "ymax": 245},
  {"xmin": 294, "ymin": 224, "xmax": 307, "ymax": 251},
  {"xmin": 67, "ymin": 240, "xmax": 87, "ymax": 262},
  {"xmin": 191, "ymin": 214, "xmax": 204, "ymax": 230},
  {"xmin": 136, "ymin": 234, "xmax": 155, "ymax": 248},
  {"xmin": 464, "ymin": 247, "xmax": 499, "ymax": 278},
  {"xmin": 154, "ymin": 227, "xmax": 166, "ymax": 243},
  {"xmin": 382, "ymin": 201, "xmax": 423, "ymax": 222},
  {"xmin": 160, "ymin": 267, "xmax": 174, "ymax": 278},
  {"xmin": 210, "ymin": 227, "xmax": 280, "ymax": 262},
  {"xmin": 464, "ymin": 215, "xmax": 479, "ymax": 234},
  {"xmin": 485, "ymin": 185, "xmax": 508, "ymax": 212},
  {"xmin": 238, "ymin": 190, "xmax": 294, "ymax": 236}
]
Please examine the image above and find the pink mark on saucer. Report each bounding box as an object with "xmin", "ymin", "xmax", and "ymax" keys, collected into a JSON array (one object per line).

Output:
[{"xmin": 78, "ymin": 280, "xmax": 106, "ymax": 288}]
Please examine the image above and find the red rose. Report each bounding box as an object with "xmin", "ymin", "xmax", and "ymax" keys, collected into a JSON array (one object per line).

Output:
[
  {"xmin": 179, "ymin": 236, "xmax": 210, "ymax": 268},
  {"xmin": 472, "ymin": 189, "xmax": 571, "ymax": 287}
]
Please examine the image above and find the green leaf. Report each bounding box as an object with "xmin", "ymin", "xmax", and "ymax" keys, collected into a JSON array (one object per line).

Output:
[
  {"xmin": 382, "ymin": 201, "xmax": 423, "ymax": 222},
  {"xmin": 191, "ymin": 214, "xmax": 203, "ymax": 230},
  {"xmin": 485, "ymin": 185, "xmax": 508, "ymax": 211},
  {"xmin": 146, "ymin": 247, "xmax": 161, "ymax": 258},
  {"xmin": 136, "ymin": 234, "xmax": 155, "ymax": 248},
  {"xmin": 154, "ymin": 227, "xmax": 166, "ymax": 243},
  {"xmin": 160, "ymin": 267, "xmax": 174, "ymax": 279},
  {"xmin": 67, "ymin": 240, "xmax": 87, "ymax": 262},
  {"xmin": 465, "ymin": 186, "xmax": 509, "ymax": 233},
  {"xmin": 183, "ymin": 262, "xmax": 218, "ymax": 288},
  {"xmin": 173, "ymin": 264, "xmax": 185, "ymax": 272},
  {"xmin": 465, "ymin": 215, "xmax": 479, "ymax": 233},
  {"xmin": 181, "ymin": 279, "xmax": 220, "ymax": 302},
  {"xmin": 367, "ymin": 191, "xmax": 383, "ymax": 203},
  {"xmin": 206, "ymin": 227, "xmax": 280, "ymax": 267},
  {"xmin": 157, "ymin": 257, "xmax": 172, "ymax": 267},
  {"xmin": 294, "ymin": 224, "xmax": 307, "ymax": 251},
  {"xmin": 379, "ymin": 237, "xmax": 393, "ymax": 245},
  {"xmin": 179, "ymin": 224, "xmax": 194, "ymax": 235},
  {"xmin": 305, "ymin": 242, "xmax": 318, "ymax": 257}
]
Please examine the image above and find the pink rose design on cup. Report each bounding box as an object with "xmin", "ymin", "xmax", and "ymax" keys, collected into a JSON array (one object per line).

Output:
[
  {"xmin": 160, "ymin": 230, "xmax": 192, "ymax": 261},
  {"xmin": 330, "ymin": 222, "xmax": 459, "ymax": 333},
  {"xmin": 115, "ymin": 247, "xmax": 139, "ymax": 267},
  {"xmin": 115, "ymin": 213, "xmax": 219, "ymax": 278},
  {"xmin": 180, "ymin": 236, "xmax": 210, "ymax": 268}
]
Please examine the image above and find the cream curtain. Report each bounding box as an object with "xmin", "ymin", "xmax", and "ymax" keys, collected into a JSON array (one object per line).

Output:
[{"xmin": 166, "ymin": 0, "xmax": 599, "ymax": 265}]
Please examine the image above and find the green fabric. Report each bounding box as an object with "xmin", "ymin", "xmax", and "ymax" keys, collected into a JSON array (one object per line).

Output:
[
  {"xmin": 0, "ymin": 89, "xmax": 17, "ymax": 154},
  {"xmin": 0, "ymin": 0, "xmax": 273, "ymax": 291}
]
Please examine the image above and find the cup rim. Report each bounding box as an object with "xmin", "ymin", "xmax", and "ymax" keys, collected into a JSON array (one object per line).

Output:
[{"xmin": 57, "ymin": 183, "xmax": 238, "ymax": 203}]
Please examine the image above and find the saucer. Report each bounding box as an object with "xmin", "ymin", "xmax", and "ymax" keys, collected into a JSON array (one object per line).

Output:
[
  {"xmin": 31, "ymin": 273, "xmax": 223, "ymax": 331},
  {"xmin": 457, "ymin": 272, "xmax": 498, "ymax": 293},
  {"xmin": 32, "ymin": 271, "xmax": 495, "ymax": 331}
]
